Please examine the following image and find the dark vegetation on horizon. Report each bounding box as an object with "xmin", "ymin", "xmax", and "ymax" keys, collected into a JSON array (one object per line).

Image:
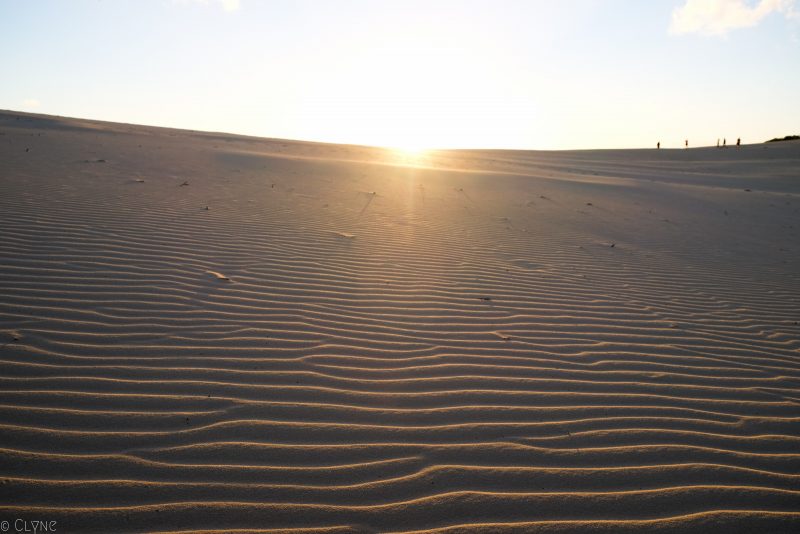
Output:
[{"xmin": 766, "ymin": 135, "xmax": 800, "ymax": 143}]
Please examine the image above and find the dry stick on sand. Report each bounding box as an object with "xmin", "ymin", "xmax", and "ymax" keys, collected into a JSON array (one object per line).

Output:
[
  {"xmin": 205, "ymin": 270, "xmax": 231, "ymax": 281},
  {"xmin": 359, "ymin": 191, "xmax": 376, "ymax": 216}
]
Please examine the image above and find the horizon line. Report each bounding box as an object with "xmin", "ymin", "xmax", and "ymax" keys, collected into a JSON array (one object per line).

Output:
[{"xmin": 1, "ymin": 108, "xmax": 788, "ymax": 153}]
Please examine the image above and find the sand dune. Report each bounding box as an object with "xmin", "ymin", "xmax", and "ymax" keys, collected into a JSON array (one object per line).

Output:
[{"xmin": 1, "ymin": 110, "xmax": 799, "ymax": 532}]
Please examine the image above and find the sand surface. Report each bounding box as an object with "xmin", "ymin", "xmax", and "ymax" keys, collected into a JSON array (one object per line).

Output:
[{"xmin": 1, "ymin": 111, "xmax": 799, "ymax": 533}]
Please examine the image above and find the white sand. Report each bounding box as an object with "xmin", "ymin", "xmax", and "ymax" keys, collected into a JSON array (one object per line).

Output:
[{"xmin": 0, "ymin": 110, "xmax": 799, "ymax": 533}]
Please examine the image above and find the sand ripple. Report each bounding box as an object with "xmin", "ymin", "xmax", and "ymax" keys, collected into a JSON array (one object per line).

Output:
[{"xmin": 1, "ymin": 112, "xmax": 799, "ymax": 532}]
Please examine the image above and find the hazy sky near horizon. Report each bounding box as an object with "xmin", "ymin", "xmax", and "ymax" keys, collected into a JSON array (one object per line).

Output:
[{"xmin": 1, "ymin": 0, "xmax": 798, "ymax": 150}]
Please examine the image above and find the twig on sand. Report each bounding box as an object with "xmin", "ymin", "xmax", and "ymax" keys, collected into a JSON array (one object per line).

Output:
[
  {"xmin": 206, "ymin": 270, "xmax": 231, "ymax": 282},
  {"xmin": 358, "ymin": 191, "xmax": 376, "ymax": 216}
]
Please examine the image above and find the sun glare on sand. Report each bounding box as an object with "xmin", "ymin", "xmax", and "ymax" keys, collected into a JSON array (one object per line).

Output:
[
  {"xmin": 388, "ymin": 145, "xmax": 431, "ymax": 165},
  {"xmin": 393, "ymin": 144, "xmax": 428, "ymax": 157}
]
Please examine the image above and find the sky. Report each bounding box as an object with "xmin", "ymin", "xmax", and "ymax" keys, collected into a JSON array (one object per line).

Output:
[{"xmin": 1, "ymin": 0, "xmax": 798, "ymax": 150}]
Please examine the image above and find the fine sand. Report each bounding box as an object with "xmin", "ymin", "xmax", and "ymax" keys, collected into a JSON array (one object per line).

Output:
[{"xmin": 0, "ymin": 110, "xmax": 799, "ymax": 533}]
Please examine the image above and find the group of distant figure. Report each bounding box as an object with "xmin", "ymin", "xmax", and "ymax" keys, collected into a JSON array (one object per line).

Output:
[
  {"xmin": 717, "ymin": 138, "xmax": 741, "ymax": 148},
  {"xmin": 656, "ymin": 138, "xmax": 740, "ymax": 149}
]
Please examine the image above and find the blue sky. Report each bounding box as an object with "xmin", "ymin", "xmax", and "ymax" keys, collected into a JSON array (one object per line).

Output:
[{"xmin": 1, "ymin": 0, "xmax": 798, "ymax": 149}]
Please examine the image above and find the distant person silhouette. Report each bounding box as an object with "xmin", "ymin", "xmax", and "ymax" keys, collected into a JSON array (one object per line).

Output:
[
  {"xmin": 723, "ymin": 138, "xmax": 727, "ymax": 147},
  {"xmin": 685, "ymin": 140, "xmax": 688, "ymax": 148},
  {"xmin": 736, "ymin": 138, "xmax": 741, "ymax": 147},
  {"xmin": 717, "ymin": 139, "xmax": 720, "ymax": 148},
  {"xmin": 657, "ymin": 142, "xmax": 660, "ymax": 149}
]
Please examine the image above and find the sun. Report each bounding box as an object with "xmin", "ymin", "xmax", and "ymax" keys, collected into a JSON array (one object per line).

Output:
[
  {"xmin": 393, "ymin": 143, "xmax": 428, "ymax": 156},
  {"xmin": 293, "ymin": 22, "xmax": 529, "ymax": 151}
]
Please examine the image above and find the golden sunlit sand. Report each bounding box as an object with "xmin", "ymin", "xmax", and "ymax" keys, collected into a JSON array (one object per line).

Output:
[{"xmin": 1, "ymin": 111, "xmax": 800, "ymax": 532}]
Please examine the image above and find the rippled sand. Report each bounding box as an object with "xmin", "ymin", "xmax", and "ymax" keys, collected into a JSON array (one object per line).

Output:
[{"xmin": 1, "ymin": 111, "xmax": 799, "ymax": 533}]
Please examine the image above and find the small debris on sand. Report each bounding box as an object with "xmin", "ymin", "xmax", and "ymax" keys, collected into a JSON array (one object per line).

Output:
[
  {"xmin": 334, "ymin": 232, "xmax": 356, "ymax": 239},
  {"xmin": 2, "ymin": 331, "xmax": 21, "ymax": 345},
  {"xmin": 205, "ymin": 270, "xmax": 231, "ymax": 281},
  {"xmin": 180, "ymin": 181, "xmax": 189, "ymax": 186},
  {"xmin": 478, "ymin": 297, "xmax": 492, "ymax": 301}
]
